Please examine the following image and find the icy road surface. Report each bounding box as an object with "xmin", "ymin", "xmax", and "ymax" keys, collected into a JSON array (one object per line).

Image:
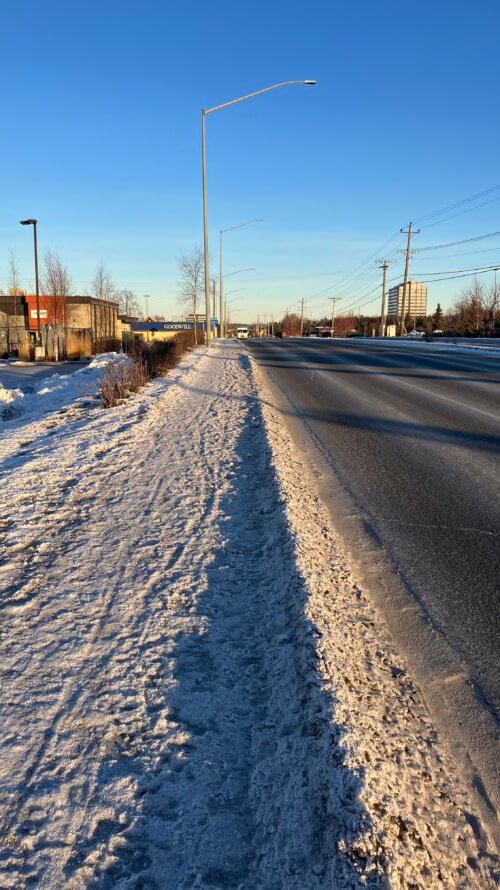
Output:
[{"xmin": 0, "ymin": 342, "xmax": 497, "ymax": 888}]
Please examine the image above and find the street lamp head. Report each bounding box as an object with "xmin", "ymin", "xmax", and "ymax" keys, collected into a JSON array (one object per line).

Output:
[
  {"xmin": 303, "ymin": 80, "xmax": 317, "ymax": 85},
  {"xmin": 20, "ymin": 218, "xmax": 37, "ymax": 225}
]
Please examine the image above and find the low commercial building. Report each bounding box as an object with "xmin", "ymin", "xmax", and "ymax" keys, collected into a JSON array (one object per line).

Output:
[
  {"xmin": 129, "ymin": 321, "xmax": 206, "ymax": 343},
  {"xmin": 0, "ymin": 293, "xmax": 27, "ymax": 357},
  {"xmin": 25, "ymin": 294, "xmax": 120, "ymax": 357},
  {"xmin": 0, "ymin": 293, "xmax": 120, "ymax": 359}
]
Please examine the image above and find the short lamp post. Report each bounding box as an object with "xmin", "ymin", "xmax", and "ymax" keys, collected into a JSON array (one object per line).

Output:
[
  {"xmin": 202, "ymin": 79, "xmax": 316, "ymax": 346},
  {"xmin": 19, "ymin": 218, "xmax": 41, "ymax": 344}
]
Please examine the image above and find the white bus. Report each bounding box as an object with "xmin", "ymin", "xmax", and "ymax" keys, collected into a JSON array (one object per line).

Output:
[{"xmin": 236, "ymin": 327, "xmax": 250, "ymax": 340}]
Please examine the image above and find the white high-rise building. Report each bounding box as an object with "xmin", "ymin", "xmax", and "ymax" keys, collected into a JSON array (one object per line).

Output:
[{"xmin": 388, "ymin": 280, "xmax": 427, "ymax": 317}]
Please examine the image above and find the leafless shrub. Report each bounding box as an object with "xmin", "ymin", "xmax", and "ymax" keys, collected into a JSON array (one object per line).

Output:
[
  {"xmin": 128, "ymin": 357, "xmax": 149, "ymax": 392},
  {"xmin": 101, "ymin": 331, "xmax": 199, "ymax": 408},
  {"xmin": 100, "ymin": 361, "xmax": 129, "ymax": 408},
  {"xmin": 178, "ymin": 245, "xmax": 204, "ymax": 346}
]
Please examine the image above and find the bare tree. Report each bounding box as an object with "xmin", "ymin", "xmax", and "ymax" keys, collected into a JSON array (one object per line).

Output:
[
  {"xmin": 178, "ymin": 245, "xmax": 203, "ymax": 345},
  {"xmin": 92, "ymin": 261, "xmax": 115, "ymax": 345},
  {"xmin": 482, "ymin": 282, "xmax": 498, "ymax": 333},
  {"xmin": 7, "ymin": 252, "xmax": 22, "ymax": 353},
  {"xmin": 92, "ymin": 260, "xmax": 114, "ymax": 301},
  {"xmin": 115, "ymin": 288, "xmax": 142, "ymax": 317},
  {"xmin": 281, "ymin": 312, "xmax": 301, "ymax": 337},
  {"xmin": 8, "ymin": 251, "xmax": 21, "ymax": 294},
  {"xmin": 42, "ymin": 250, "xmax": 72, "ymax": 325}
]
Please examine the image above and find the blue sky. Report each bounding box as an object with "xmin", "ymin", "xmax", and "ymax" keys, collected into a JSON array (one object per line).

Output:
[{"xmin": 1, "ymin": 0, "xmax": 499, "ymax": 320}]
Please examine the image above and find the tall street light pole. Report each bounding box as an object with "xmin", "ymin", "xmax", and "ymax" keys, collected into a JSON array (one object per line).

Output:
[
  {"xmin": 202, "ymin": 79, "xmax": 317, "ymax": 347},
  {"xmin": 19, "ymin": 218, "xmax": 41, "ymax": 344},
  {"xmin": 220, "ymin": 219, "xmax": 263, "ymax": 339}
]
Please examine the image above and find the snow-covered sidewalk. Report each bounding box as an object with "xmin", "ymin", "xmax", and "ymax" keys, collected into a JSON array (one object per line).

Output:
[{"xmin": 0, "ymin": 342, "xmax": 496, "ymax": 888}]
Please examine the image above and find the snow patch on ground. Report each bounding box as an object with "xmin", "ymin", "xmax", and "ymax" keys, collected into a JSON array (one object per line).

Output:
[
  {"xmin": 0, "ymin": 384, "xmax": 23, "ymax": 403},
  {"xmin": 0, "ymin": 352, "xmax": 127, "ymax": 422},
  {"xmin": 0, "ymin": 342, "xmax": 497, "ymax": 888}
]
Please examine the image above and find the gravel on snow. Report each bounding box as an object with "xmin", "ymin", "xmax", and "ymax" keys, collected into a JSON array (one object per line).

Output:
[{"xmin": 0, "ymin": 342, "xmax": 497, "ymax": 889}]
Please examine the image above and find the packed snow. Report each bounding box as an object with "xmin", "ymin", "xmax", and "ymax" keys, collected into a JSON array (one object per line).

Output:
[{"xmin": 0, "ymin": 342, "xmax": 497, "ymax": 888}]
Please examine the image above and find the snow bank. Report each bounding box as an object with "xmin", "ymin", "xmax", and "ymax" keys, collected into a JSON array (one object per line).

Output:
[
  {"xmin": 0, "ymin": 352, "xmax": 127, "ymax": 421},
  {"xmin": 330, "ymin": 337, "xmax": 500, "ymax": 355}
]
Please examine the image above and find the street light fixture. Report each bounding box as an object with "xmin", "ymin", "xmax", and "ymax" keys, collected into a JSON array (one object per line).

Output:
[
  {"xmin": 223, "ymin": 267, "xmax": 255, "ymax": 279},
  {"xmin": 19, "ymin": 218, "xmax": 41, "ymax": 344},
  {"xmin": 220, "ymin": 220, "xmax": 263, "ymax": 338},
  {"xmin": 224, "ymin": 290, "xmax": 247, "ymax": 330},
  {"xmin": 202, "ymin": 79, "xmax": 317, "ymax": 345}
]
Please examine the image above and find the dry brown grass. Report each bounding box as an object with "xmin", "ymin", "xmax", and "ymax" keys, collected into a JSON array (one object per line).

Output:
[{"xmin": 100, "ymin": 331, "xmax": 198, "ymax": 408}]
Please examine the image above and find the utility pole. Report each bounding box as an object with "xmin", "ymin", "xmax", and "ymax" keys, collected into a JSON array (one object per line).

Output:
[
  {"xmin": 328, "ymin": 296, "xmax": 342, "ymax": 338},
  {"xmin": 299, "ymin": 298, "xmax": 306, "ymax": 336},
  {"xmin": 376, "ymin": 259, "xmax": 396, "ymax": 337},
  {"xmin": 211, "ymin": 279, "xmax": 217, "ymax": 336},
  {"xmin": 398, "ymin": 222, "xmax": 420, "ymax": 336},
  {"xmin": 493, "ymin": 267, "xmax": 498, "ymax": 334}
]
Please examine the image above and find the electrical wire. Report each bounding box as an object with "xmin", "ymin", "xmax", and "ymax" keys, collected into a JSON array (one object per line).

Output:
[
  {"xmin": 412, "ymin": 263, "xmax": 500, "ymax": 276},
  {"xmin": 413, "ymin": 183, "xmax": 500, "ymax": 225},
  {"xmin": 304, "ymin": 230, "xmax": 404, "ymax": 302},
  {"xmin": 419, "ymin": 268, "xmax": 499, "ymax": 284},
  {"xmin": 419, "ymin": 195, "xmax": 500, "ymax": 230},
  {"xmin": 332, "ymin": 265, "xmax": 498, "ymax": 318},
  {"xmin": 414, "ymin": 245, "xmax": 500, "ymax": 261},
  {"xmin": 417, "ymin": 231, "xmax": 500, "ymax": 252}
]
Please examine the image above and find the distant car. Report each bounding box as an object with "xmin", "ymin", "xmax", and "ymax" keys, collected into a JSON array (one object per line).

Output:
[
  {"xmin": 407, "ymin": 330, "xmax": 424, "ymax": 337},
  {"xmin": 236, "ymin": 327, "xmax": 250, "ymax": 340}
]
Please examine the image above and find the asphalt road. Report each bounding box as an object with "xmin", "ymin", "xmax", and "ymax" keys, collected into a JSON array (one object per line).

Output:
[
  {"xmin": 0, "ymin": 361, "xmax": 85, "ymax": 394},
  {"xmin": 249, "ymin": 338, "xmax": 500, "ymax": 812}
]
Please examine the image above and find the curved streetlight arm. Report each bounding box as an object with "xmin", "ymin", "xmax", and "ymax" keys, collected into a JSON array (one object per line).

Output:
[
  {"xmin": 222, "ymin": 267, "xmax": 255, "ymax": 280},
  {"xmin": 203, "ymin": 78, "xmax": 316, "ymax": 343},
  {"xmin": 204, "ymin": 80, "xmax": 316, "ymax": 116},
  {"xmin": 221, "ymin": 219, "xmax": 264, "ymax": 236}
]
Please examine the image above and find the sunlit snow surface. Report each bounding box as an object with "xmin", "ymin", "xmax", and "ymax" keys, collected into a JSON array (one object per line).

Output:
[{"xmin": 0, "ymin": 343, "xmax": 496, "ymax": 888}]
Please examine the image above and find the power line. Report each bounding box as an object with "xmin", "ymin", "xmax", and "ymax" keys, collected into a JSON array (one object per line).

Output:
[
  {"xmin": 304, "ymin": 230, "xmax": 404, "ymax": 302},
  {"xmin": 336, "ymin": 265, "xmax": 498, "ymax": 318},
  {"xmin": 415, "ymin": 245, "xmax": 500, "ymax": 261},
  {"xmin": 418, "ymin": 230, "xmax": 500, "ymax": 252},
  {"xmin": 420, "ymin": 195, "xmax": 500, "ymax": 230},
  {"xmin": 413, "ymin": 183, "xmax": 500, "ymax": 225},
  {"xmin": 323, "ymin": 188, "xmax": 500, "ymax": 310},
  {"xmin": 419, "ymin": 269, "xmax": 499, "ymax": 284},
  {"xmin": 414, "ymin": 262, "xmax": 500, "ymax": 276}
]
